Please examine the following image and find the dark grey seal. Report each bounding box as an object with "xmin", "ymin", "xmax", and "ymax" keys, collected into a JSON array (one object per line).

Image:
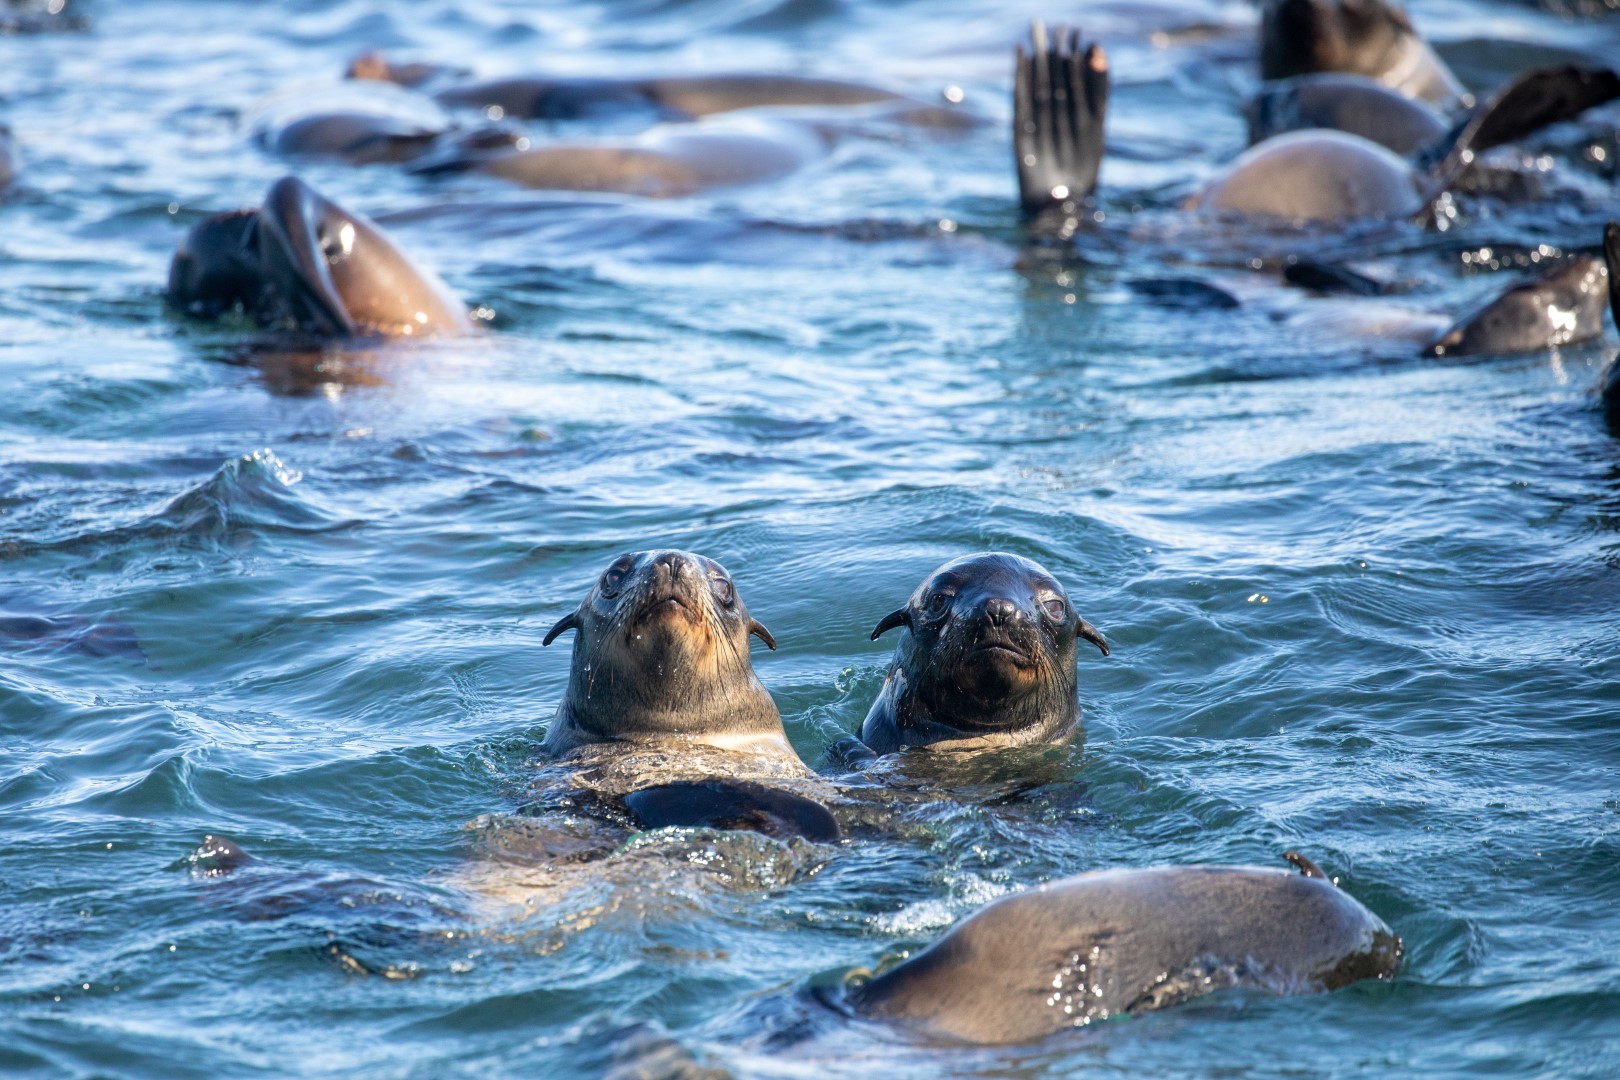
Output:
[
  {"xmin": 847, "ymin": 853, "xmax": 1402, "ymax": 1044},
  {"xmin": 858, "ymin": 553, "xmax": 1108, "ymax": 754},
  {"xmin": 166, "ymin": 176, "xmax": 471, "ymax": 337}
]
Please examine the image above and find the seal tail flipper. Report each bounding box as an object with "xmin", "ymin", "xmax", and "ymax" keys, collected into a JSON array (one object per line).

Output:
[
  {"xmin": 1414, "ymin": 65, "xmax": 1620, "ymax": 208},
  {"xmin": 1014, "ymin": 21, "xmax": 1108, "ymax": 220}
]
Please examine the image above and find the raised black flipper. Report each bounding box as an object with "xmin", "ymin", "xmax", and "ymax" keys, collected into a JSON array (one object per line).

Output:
[
  {"xmin": 622, "ymin": 780, "xmax": 841, "ymax": 843},
  {"xmin": 1014, "ymin": 21, "xmax": 1108, "ymax": 220},
  {"xmin": 1416, "ymin": 65, "xmax": 1620, "ymax": 207}
]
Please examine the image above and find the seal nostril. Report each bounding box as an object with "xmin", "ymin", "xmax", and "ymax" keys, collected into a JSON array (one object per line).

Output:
[{"xmin": 985, "ymin": 598, "xmax": 1017, "ymax": 625}]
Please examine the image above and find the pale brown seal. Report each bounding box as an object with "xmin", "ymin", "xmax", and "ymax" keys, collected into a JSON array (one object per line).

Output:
[
  {"xmin": 847, "ymin": 853, "xmax": 1402, "ymax": 1044},
  {"xmin": 166, "ymin": 176, "xmax": 472, "ymax": 337}
]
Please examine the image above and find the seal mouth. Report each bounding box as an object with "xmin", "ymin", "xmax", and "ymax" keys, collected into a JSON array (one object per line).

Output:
[
  {"xmin": 627, "ymin": 586, "xmax": 702, "ymax": 632},
  {"xmin": 967, "ymin": 631, "xmax": 1037, "ymax": 667}
]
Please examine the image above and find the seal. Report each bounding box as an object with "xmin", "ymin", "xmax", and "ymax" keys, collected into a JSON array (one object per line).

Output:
[
  {"xmin": 1016, "ymin": 23, "xmax": 1620, "ymax": 225},
  {"xmin": 416, "ymin": 115, "xmax": 831, "ymax": 198},
  {"xmin": 1258, "ymin": 0, "xmax": 1464, "ymax": 106},
  {"xmin": 846, "ymin": 853, "xmax": 1402, "ymax": 1044},
  {"xmin": 541, "ymin": 549, "xmax": 792, "ymax": 759},
  {"xmin": 258, "ymin": 111, "xmax": 448, "ymax": 165},
  {"xmin": 349, "ymin": 52, "xmax": 905, "ymax": 122},
  {"xmin": 351, "ymin": 51, "xmax": 973, "ymax": 195},
  {"xmin": 1247, "ymin": 73, "xmax": 1448, "ymax": 155},
  {"xmin": 536, "ymin": 549, "xmax": 840, "ymax": 839},
  {"xmin": 858, "ymin": 552, "xmax": 1108, "ymax": 754},
  {"xmin": 166, "ymin": 175, "xmax": 472, "ymax": 337},
  {"xmin": 1142, "ymin": 254, "xmax": 1609, "ymax": 359},
  {"xmin": 1424, "ymin": 254, "xmax": 1609, "ymax": 357}
]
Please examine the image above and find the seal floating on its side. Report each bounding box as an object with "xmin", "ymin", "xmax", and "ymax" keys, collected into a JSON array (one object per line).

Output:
[
  {"xmin": 166, "ymin": 175, "xmax": 472, "ymax": 337},
  {"xmin": 847, "ymin": 853, "xmax": 1402, "ymax": 1044},
  {"xmin": 858, "ymin": 552, "xmax": 1108, "ymax": 754}
]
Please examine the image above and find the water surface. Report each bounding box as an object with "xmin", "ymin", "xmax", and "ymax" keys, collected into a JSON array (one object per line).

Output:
[{"xmin": 2, "ymin": 0, "xmax": 1619, "ymax": 1076}]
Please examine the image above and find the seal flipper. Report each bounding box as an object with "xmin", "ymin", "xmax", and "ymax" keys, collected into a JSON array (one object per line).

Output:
[
  {"xmin": 1283, "ymin": 850, "xmax": 1329, "ymax": 880},
  {"xmin": 1126, "ymin": 278, "xmax": 1241, "ymax": 310},
  {"xmin": 1014, "ymin": 22, "xmax": 1108, "ymax": 221},
  {"xmin": 827, "ymin": 735, "xmax": 878, "ymax": 770},
  {"xmin": 1283, "ymin": 258, "xmax": 1390, "ymax": 297},
  {"xmin": 622, "ymin": 780, "xmax": 841, "ymax": 843},
  {"xmin": 1415, "ymin": 65, "xmax": 1620, "ymax": 209}
]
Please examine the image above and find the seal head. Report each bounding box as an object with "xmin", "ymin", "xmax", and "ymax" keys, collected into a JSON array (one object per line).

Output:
[
  {"xmin": 860, "ymin": 552, "xmax": 1108, "ymax": 754},
  {"xmin": 1426, "ymin": 255, "xmax": 1608, "ymax": 357},
  {"xmin": 542, "ymin": 550, "xmax": 784, "ymax": 756},
  {"xmin": 1259, "ymin": 0, "xmax": 1463, "ymax": 105}
]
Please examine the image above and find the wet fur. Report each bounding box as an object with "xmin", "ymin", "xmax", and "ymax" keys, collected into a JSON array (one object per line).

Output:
[
  {"xmin": 860, "ymin": 552, "xmax": 1107, "ymax": 754},
  {"xmin": 542, "ymin": 550, "xmax": 789, "ymax": 757}
]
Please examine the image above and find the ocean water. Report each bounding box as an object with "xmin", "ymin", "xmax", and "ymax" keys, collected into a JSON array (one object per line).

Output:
[{"xmin": 1, "ymin": 0, "xmax": 1618, "ymax": 1075}]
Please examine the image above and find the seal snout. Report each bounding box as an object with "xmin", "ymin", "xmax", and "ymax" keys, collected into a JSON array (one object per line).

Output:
[
  {"xmin": 629, "ymin": 551, "xmax": 707, "ymax": 628},
  {"xmin": 965, "ymin": 594, "xmax": 1039, "ymax": 665}
]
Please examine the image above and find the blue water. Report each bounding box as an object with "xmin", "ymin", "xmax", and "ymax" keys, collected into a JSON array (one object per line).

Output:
[{"xmin": 2, "ymin": 0, "xmax": 1619, "ymax": 1075}]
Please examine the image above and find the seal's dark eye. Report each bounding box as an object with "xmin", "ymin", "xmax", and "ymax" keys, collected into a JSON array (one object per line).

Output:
[
  {"xmin": 710, "ymin": 574, "xmax": 735, "ymax": 606},
  {"xmin": 926, "ymin": 590, "xmax": 954, "ymax": 616},
  {"xmin": 599, "ymin": 558, "xmax": 634, "ymax": 598},
  {"xmin": 1041, "ymin": 598, "xmax": 1067, "ymax": 620}
]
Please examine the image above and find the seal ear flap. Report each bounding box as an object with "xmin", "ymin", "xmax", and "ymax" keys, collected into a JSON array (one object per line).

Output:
[
  {"xmin": 748, "ymin": 619, "xmax": 777, "ymax": 651},
  {"xmin": 1076, "ymin": 616, "xmax": 1110, "ymax": 657},
  {"xmin": 870, "ymin": 608, "xmax": 911, "ymax": 641},
  {"xmin": 542, "ymin": 610, "xmax": 581, "ymax": 647}
]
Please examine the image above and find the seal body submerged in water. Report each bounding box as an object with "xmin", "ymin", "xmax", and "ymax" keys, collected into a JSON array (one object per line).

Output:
[
  {"xmin": 859, "ymin": 553, "xmax": 1109, "ymax": 754},
  {"xmin": 166, "ymin": 175, "xmax": 471, "ymax": 337},
  {"xmin": 350, "ymin": 51, "xmax": 972, "ymax": 197},
  {"xmin": 848, "ymin": 854, "xmax": 1402, "ymax": 1044}
]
